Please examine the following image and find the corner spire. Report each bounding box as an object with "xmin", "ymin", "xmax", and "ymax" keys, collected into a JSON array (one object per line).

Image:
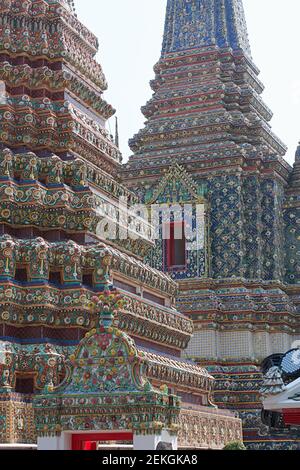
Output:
[
  {"xmin": 64, "ymin": 0, "xmax": 76, "ymax": 14},
  {"xmin": 296, "ymin": 142, "xmax": 300, "ymax": 161},
  {"xmin": 115, "ymin": 117, "xmax": 120, "ymax": 148},
  {"xmin": 125, "ymin": 0, "xmax": 287, "ymax": 178},
  {"xmin": 162, "ymin": 0, "xmax": 251, "ymax": 57}
]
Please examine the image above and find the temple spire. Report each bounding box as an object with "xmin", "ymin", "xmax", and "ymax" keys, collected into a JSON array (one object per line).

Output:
[
  {"xmin": 125, "ymin": 0, "xmax": 286, "ymax": 177},
  {"xmin": 296, "ymin": 142, "xmax": 300, "ymax": 161},
  {"xmin": 115, "ymin": 117, "xmax": 120, "ymax": 148},
  {"xmin": 68, "ymin": 0, "xmax": 76, "ymax": 14},
  {"xmin": 62, "ymin": 0, "xmax": 76, "ymax": 14},
  {"xmin": 162, "ymin": 0, "xmax": 251, "ymax": 57},
  {"xmin": 288, "ymin": 142, "xmax": 300, "ymax": 191}
]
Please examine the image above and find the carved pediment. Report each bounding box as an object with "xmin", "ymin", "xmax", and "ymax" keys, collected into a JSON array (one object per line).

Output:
[{"xmin": 144, "ymin": 164, "xmax": 206, "ymax": 205}]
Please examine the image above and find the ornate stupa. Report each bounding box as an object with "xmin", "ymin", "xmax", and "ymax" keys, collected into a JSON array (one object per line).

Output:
[
  {"xmin": 260, "ymin": 367, "xmax": 286, "ymax": 397},
  {"xmin": 123, "ymin": 0, "xmax": 300, "ymax": 450},
  {"xmin": 0, "ymin": 0, "xmax": 242, "ymax": 450}
]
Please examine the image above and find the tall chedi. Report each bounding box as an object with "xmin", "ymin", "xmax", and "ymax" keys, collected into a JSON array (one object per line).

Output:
[
  {"xmin": 123, "ymin": 0, "xmax": 300, "ymax": 449},
  {"xmin": 0, "ymin": 0, "xmax": 243, "ymax": 450},
  {"xmin": 0, "ymin": 0, "xmax": 121, "ymax": 174},
  {"xmin": 285, "ymin": 143, "xmax": 300, "ymax": 287}
]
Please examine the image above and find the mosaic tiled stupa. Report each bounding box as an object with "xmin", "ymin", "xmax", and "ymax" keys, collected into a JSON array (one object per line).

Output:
[
  {"xmin": 123, "ymin": 0, "xmax": 300, "ymax": 450},
  {"xmin": 0, "ymin": 0, "xmax": 243, "ymax": 450}
]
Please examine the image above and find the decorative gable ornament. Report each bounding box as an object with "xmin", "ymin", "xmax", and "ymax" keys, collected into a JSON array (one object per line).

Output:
[
  {"xmin": 145, "ymin": 163, "xmax": 206, "ymax": 205},
  {"xmin": 260, "ymin": 367, "xmax": 286, "ymax": 397},
  {"xmin": 33, "ymin": 292, "xmax": 181, "ymax": 437}
]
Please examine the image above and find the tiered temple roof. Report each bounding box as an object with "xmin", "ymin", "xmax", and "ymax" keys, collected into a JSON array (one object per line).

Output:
[
  {"xmin": 161, "ymin": 0, "xmax": 251, "ymax": 56},
  {"xmin": 122, "ymin": 0, "xmax": 300, "ymax": 450},
  {"xmin": 0, "ymin": 0, "xmax": 244, "ymax": 449},
  {"xmin": 124, "ymin": 0, "xmax": 289, "ymax": 184},
  {"xmin": 0, "ymin": 0, "xmax": 121, "ymax": 175}
]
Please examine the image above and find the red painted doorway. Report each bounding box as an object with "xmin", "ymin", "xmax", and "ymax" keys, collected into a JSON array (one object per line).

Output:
[{"xmin": 72, "ymin": 432, "xmax": 133, "ymax": 451}]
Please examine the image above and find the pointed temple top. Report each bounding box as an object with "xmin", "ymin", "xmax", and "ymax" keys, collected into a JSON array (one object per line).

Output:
[
  {"xmin": 60, "ymin": 0, "xmax": 76, "ymax": 14},
  {"xmin": 67, "ymin": 0, "xmax": 76, "ymax": 14},
  {"xmin": 296, "ymin": 143, "xmax": 300, "ymax": 161},
  {"xmin": 161, "ymin": 0, "xmax": 251, "ymax": 57}
]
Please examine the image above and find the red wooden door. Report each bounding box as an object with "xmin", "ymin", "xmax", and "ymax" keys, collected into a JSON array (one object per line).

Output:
[{"xmin": 83, "ymin": 441, "xmax": 97, "ymax": 451}]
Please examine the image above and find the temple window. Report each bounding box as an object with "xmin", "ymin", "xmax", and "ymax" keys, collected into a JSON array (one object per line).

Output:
[
  {"xmin": 143, "ymin": 291, "xmax": 165, "ymax": 306},
  {"xmin": 42, "ymin": 327, "xmax": 84, "ymax": 342},
  {"xmin": 15, "ymin": 266, "xmax": 29, "ymax": 283},
  {"xmin": 82, "ymin": 271, "xmax": 94, "ymax": 289},
  {"xmin": 44, "ymin": 230, "xmax": 63, "ymax": 242},
  {"xmin": 113, "ymin": 279, "xmax": 137, "ymax": 295},
  {"xmin": 17, "ymin": 227, "xmax": 34, "ymax": 239},
  {"xmin": 163, "ymin": 222, "xmax": 186, "ymax": 271},
  {"xmin": 49, "ymin": 270, "xmax": 62, "ymax": 286},
  {"xmin": 15, "ymin": 374, "xmax": 35, "ymax": 395},
  {"xmin": 38, "ymin": 175, "xmax": 48, "ymax": 186},
  {"xmin": 63, "ymin": 176, "xmax": 73, "ymax": 187}
]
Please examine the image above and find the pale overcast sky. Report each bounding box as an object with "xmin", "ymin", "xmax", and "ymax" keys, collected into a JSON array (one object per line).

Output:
[{"xmin": 76, "ymin": 0, "xmax": 300, "ymax": 166}]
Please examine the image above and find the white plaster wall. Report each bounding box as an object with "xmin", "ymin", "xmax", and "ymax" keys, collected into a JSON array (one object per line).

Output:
[
  {"xmin": 184, "ymin": 328, "xmax": 299, "ymax": 362},
  {"xmin": 133, "ymin": 431, "xmax": 177, "ymax": 451},
  {"xmin": 292, "ymin": 334, "xmax": 300, "ymax": 349},
  {"xmin": 38, "ymin": 434, "xmax": 72, "ymax": 451},
  {"xmin": 185, "ymin": 330, "xmax": 218, "ymax": 358},
  {"xmin": 270, "ymin": 333, "xmax": 290, "ymax": 354},
  {"xmin": 253, "ymin": 331, "xmax": 271, "ymax": 359},
  {"xmin": 219, "ymin": 331, "xmax": 253, "ymax": 358}
]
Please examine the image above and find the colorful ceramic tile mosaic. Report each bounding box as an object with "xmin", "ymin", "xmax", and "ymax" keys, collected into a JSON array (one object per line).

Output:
[
  {"xmin": 1, "ymin": 0, "xmax": 299, "ymax": 450},
  {"xmin": 0, "ymin": 0, "xmax": 243, "ymax": 450},
  {"xmin": 123, "ymin": 0, "xmax": 300, "ymax": 450}
]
